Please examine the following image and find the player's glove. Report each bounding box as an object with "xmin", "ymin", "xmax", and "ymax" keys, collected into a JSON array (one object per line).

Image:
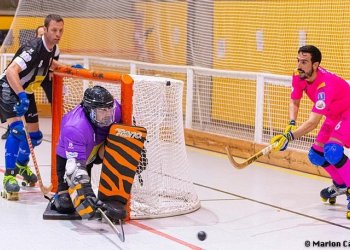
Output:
[
  {"xmin": 284, "ymin": 120, "xmax": 296, "ymax": 133},
  {"xmin": 14, "ymin": 91, "xmax": 30, "ymax": 116},
  {"xmin": 270, "ymin": 131, "xmax": 294, "ymax": 151},
  {"xmin": 71, "ymin": 64, "xmax": 84, "ymax": 69}
]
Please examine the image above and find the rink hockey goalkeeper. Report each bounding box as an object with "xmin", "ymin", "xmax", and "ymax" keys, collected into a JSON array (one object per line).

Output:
[{"xmin": 50, "ymin": 85, "xmax": 147, "ymax": 222}]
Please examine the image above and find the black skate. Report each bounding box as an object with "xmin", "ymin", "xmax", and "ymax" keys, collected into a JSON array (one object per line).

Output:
[
  {"xmin": 320, "ymin": 181, "xmax": 347, "ymax": 205},
  {"xmin": 99, "ymin": 201, "xmax": 126, "ymax": 222},
  {"xmin": 94, "ymin": 200, "xmax": 126, "ymax": 222},
  {"xmin": 94, "ymin": 200, "xmax": 126, "ymax": 242},
  {"xmin": 1, "ymin": 173, "xmax": 20, "ymax": 201},
  {"xmin": 16, "ymin": 163, "xmax": 38, "ymax": 187}
]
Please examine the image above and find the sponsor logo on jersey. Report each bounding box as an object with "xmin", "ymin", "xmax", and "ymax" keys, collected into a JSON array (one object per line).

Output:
[
  {"xmin": 2, "ymin": 82, "xmax": 9, "ymax": 88},
  {"xmin": 66, "ymin": 151, "xmax": 78, "ymax": 159},
  {"xmin": 68, "ymin": 142, "xmax": 74, "ymax": 149},
  {"xmin": 19, "ymin": 51, "xmax": 32, "ymax": 62},
  {"xmin": 318, "ymin": 92, "xmax": 325, "ymax": 100},
  {"xmin": 316, "ymin": 92, "xmax": 326, "ymax": 110},
  {"xmin": 25, "ymin": 76, "xmax": 45, "ymax": 94},
  {"xmin": 26, "ymin": 113, "xmax": 38, "ymax": 118},
  {"xmin": 115, "ymin": 128, "xmax": 142, "ymax": 139},
  {"xmin": 317, "ymin": 82, "xmax": 326, "ymax": 89}
]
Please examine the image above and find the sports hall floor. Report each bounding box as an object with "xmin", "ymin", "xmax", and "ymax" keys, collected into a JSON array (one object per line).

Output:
[{"xmin": 0, "ymin": 118, "xmax": 349, "ymax": 250}]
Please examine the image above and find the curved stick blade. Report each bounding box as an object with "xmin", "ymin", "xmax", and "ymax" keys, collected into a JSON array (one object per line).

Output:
[
  {"xmin": 225, "ymin": 143, "xmax": 275, "ymax": 170},
  {"xmin": 225, "ymin": 146, "xmax": 250, "ymax": 169},
  {"xmin": 40, "ymin": 183, "xmax": 53, "ymax": 195}
]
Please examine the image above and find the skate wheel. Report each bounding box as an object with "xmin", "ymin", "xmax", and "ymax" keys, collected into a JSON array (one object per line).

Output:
[
  {"xmin": 320, "ymin": 197, "xmax": 328, "ymax": 203},
  {"xmin": 0, "ymin": 190, "xmax": 18, "ymax": 200},
  {"xmin": 347, "ymin": 211, "xmax": 350, "ymax": 219},
  {"xmin": 7, "ymin": 192, "xmax": 19, "ymax": 201},
  {"xmin": 329, "ymin": 197, "xmax": 336, "ymax": 205},
  {"xmin": 21, "ymin": 181, "xmax": 35, "ymax": 187}
]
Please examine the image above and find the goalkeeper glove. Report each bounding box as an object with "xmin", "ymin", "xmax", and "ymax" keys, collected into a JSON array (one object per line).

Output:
[
  {"xmin": 284, "ymin": 120, "xmax": 296, "ymax": 133},
  {"xmin": 270, "ymin": 131, "xmax": 294, "ymax": 151}
]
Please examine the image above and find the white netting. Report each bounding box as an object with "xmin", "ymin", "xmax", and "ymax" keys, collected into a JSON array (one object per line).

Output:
[
  {"xmin": 4, "ymin": 0, "xmax": 348, "ymax": 175},
  {"xmin": 130, "ymin": 75, "xmax": 200, "ymax": 218},
  {"xmin": 58, "ymin": 74, "xmax": 200, "ymax": 219}
]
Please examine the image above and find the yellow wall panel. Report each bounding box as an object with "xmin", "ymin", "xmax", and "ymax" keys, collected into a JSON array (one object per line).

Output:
[
  {"xmin": 2, "ymin": 17, "xmax": 135, "ymax": 58},
  {"xmin": 0, "ymin": 16, "xmax": 13, "ymax": 29},
  {"xmin": 136, "ymin": 2, "xmax": 187, "ymax": 65},
  {"xmin": 212, "ymin": 78, "xmax": 256, "ymax": 125},
  {"xmin": 213, "ymin": 1, "xmax": 350, "ymax": 77},
  {"xmin": 212, "ymin": 0, "xmax": 350, "ymax": 126}
]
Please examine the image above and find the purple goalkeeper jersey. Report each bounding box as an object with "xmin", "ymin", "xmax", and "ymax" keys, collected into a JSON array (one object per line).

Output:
[{"xmin": 56, "ymin": 100, "xmax": 121, "ymax": 164}]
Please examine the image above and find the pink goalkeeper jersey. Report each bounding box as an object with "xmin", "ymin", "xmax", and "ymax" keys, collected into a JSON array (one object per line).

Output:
[{"xmin": 291, "ymin": 67, "xmax": 350, "ymax": 120}]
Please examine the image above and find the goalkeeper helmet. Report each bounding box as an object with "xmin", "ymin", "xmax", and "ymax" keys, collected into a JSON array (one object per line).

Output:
[{"xmin": 82, "ymin": 85, "xmax": 115, "ymax": 127}]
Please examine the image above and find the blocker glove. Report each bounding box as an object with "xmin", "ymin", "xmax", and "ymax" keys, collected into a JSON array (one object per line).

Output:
[
  {"xmin": 284, "ymin": 120, "xmax": 296, "ymax": 133},
  {"xmin": 270, "ymin": 131, "xmax": 294, "ymax": 151},
  {"xmin": 14, "ymin": 92, "xmax": 30, "ymax": 116}
]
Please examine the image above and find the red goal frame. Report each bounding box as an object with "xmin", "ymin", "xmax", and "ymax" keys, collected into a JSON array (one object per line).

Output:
[{"xmin": 51, "ymin": 66, "xmax": 133, "ymax": 192}]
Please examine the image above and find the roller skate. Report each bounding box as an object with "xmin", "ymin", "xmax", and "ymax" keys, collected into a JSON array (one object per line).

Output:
[
  {"xmin": 320, "ymin": 181, "xmax": 347, "ymax": 205},
  {"xmin": 1, "ymin": 170, "xmax": 20, "ymax": 200},
  {"xmin": 95, "ymin": 200, "xmax": 127, "ymax": 223},
  {"xmin": 16, "ymin": 163, "xmax": 38, "ymax": 187},
  {"xmin": 94, "ymin": 200, "xmax": 126, "ymax": 242},
  {"xmin": 346, "ymin": 188, "xmax": 350, "ymax": 219}
]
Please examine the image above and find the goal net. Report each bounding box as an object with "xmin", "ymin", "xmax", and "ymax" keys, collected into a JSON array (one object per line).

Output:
[{"xmin": 52, "ymin": 67, "xmax": 200, "ymax": 219}]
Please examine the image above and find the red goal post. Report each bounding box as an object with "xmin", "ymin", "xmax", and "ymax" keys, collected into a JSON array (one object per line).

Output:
[
  {"xmin": 50, "ymin": 68, "xmax": 200, "ymax": 219},
  {"xmin": 51, "ymin": 65, "xmax": 133, "ymax": 192}
]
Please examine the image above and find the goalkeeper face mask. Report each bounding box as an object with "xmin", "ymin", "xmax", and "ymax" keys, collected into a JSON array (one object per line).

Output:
[{"xmin": 90, "ymin": 103, "xmax": 116, "ymax": 128}]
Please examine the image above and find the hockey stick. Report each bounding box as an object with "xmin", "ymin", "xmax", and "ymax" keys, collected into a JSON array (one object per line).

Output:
[
  {"xmin": 97, "ymin": 208, "xmax": 125, "ymax": 242},
  {"xmin": 21, "ymin": 116, "xmax": 52, "ymax": 195},
  {"xmin": 225, "ymin": 142, "xmax": 277, "ymax": 169}
]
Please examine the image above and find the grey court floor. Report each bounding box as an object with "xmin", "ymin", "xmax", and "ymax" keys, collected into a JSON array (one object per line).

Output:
[{"xmin": 0, "ymin": 118, "xmax": 349, "ymax": 250}]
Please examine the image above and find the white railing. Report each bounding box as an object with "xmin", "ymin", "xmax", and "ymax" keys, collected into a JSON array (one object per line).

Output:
[{"xmin": 0, "ymin": 53, "xmax": 296, "ymax": 149}]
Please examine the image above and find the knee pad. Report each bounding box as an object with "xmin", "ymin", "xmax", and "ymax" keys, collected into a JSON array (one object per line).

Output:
[
  {"xmin": 308, "ymin": 147, "xmax": 328, "ymax": 167},
  {"xmin": 29, "ymin": 130, "xmax": 43, "ymax": 147},
  {"xmin": 9, "ymin": 121, "xmax": 26, "ymax": 142},
  {"xmin": 324, "ymin": 142, "xmax": 347, "ymax": 167}
]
